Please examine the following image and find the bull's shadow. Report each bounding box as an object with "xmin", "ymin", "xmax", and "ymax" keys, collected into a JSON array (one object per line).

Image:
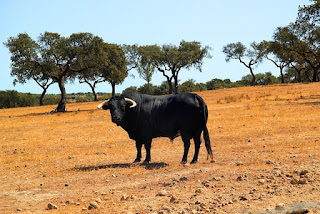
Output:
[{"xmin": 74, "ymin": 162, "xmax": 169, "ymax": 171}]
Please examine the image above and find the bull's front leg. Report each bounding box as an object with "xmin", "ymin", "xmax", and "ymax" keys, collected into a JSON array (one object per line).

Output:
[
  {"xmin": 133, "ymin": 141, "xmax": 142, "ymax": 163},
  {"xmin": 143, "ymin": 139, "xmax": 152, "ymax": 164}
]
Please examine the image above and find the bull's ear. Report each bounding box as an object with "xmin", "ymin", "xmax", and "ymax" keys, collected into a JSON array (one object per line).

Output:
[{"xmin": 97, "ymin": 100, "xmax": 109, "ymax": 110}]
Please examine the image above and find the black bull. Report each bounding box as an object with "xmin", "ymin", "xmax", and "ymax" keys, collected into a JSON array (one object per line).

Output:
[{"xmin": 97, "ymin": 92, "xmax": 213, "ymax": 164}]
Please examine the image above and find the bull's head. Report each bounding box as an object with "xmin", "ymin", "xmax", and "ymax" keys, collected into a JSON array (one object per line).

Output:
[{"xmin": 97, "ymin": 96, "xmax": 136, "ymax": 125}]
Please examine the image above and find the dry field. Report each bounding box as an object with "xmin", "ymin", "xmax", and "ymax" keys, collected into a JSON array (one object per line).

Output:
[{"xmin": 1, "ymin": 83, "xmax": 320, "ymax": 214}]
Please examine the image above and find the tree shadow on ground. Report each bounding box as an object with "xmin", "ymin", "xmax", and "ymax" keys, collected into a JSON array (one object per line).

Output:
[{"xmin": 73, "ymin": 162, "xmax": 169, "ymax": 171}]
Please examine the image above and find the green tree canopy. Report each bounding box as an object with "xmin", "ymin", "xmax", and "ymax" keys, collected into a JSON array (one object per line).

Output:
[
  {"xmin": 137, "ymin": 45, "xmax": 157, "ymax": 94},
  {"xmin": 139, "ymin": 41, "xmax": 211, "ymax": 94},
  {"xmin": 101, "ymin": 43, "xmax": 128, "ymax": 96},
  {"xmin": 5, "ymin": 32, "xmax": 106, "ymax": 112},
  {"xmin": 4, "ymin": 33, "xmax": 55, "ymax": 106}
]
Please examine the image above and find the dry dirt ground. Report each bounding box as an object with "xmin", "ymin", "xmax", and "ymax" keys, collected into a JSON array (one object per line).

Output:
[{"xmin": 1, "ymin": 83, "xmax": 320, "ymax": 214}]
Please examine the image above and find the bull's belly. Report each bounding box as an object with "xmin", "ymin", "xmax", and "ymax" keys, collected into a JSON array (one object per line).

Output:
[{"xmin": 152, "ymin": 130, "xmax": 180, "ymax": 141}]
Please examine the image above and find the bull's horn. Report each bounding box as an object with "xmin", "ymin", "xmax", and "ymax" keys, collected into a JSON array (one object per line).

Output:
[
  {"xmin": 97, "ymin": 100, "xmax": 109, "ymax": 109},
  {"xmin": 124, "ymin": 98, "xmax": 137, "ymax": 108}
]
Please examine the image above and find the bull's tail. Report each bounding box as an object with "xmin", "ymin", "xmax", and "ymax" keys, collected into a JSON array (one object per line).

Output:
[
  {"xmin": 196, "ymin": 95, "xmax": 213, "ymax": 162},
  {"xmin": 203, "ymin": 125, "xmax": 213, "ymax": 161}
]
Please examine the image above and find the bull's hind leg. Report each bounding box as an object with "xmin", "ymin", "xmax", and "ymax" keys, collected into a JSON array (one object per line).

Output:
[
  {"xmin": 133, "ymin": 141, "xmax": 142, "ymax": 163},
  {"xmin": 181, "ymin": 134, "xmax": 191, "ymax": 164},
  {"xmin": 191, "ymin": 130, "xmax": 202, "ymax": 164}
]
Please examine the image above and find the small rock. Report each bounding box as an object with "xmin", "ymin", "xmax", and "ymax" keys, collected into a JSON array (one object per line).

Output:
[
  {"xmin": 237, "ymin": 175, "xmax": 247, "ymax": 181},
  {"xmin": 75, "ymin": 202, "xmax": 80, "ymax": 206},
  {"xmin": 68, "ymin": 156, "xmax": 72, "ymax": 159},
  {"xmin": 258, "ymin": 179, "xmax": 266, "ymax": 185},
  {"xmin": 202, "ymin": 180, "xmax": 210, "ymax": 187},
  {"xmin": 195, "ymin": 189, "xmax": 202, "ymax": 194},
  {"xmin": 121, "ymin": 194, "xmax": 129, "ymax": 201},
  {"xmin": 65, "ymin": 200, "xmax": 74, "ymax": 204},
  {"xmin": 95, "ymin": 198, "xmax": 102, "ymax": 203},
  {"xmin": 236, "ymin": 161, "xmax": 243, "ymax": 166},
  {"xmin": 156, "ymin": 190, "xmax": 168, "ymax": 196},
  {"xmin": 96, "ymin": 152, "xmax": 106, "ymax": 155},
  {"xmin": 64, "ymin": 183, "xmax": 69, "ymax": 187},
  {"xmin": 286, "ymin": 208, "xmax": 309, "ymax": 214},
  {"xmin": 300, "ymin": 170, "xmax": 309, "ymax": 176},
  {"xmin": 239, "ymin": 196, "xmax": 247, "ymax": 201},
  {"xmin": 112, "ymin": 174, "xmax": 117, "ymax": 178},
  {"xmin": 266, "ymin": 160, "xmax": 274, "ymax": 164},
  {"xmin": 43, "ymin": 174, "xmax": 47, "ymax": 177},
  {"xmin": 162, "ymin": 182, "xmax": 173, "ymax": 187},
  {"xmin": 17, "ymin": 208, "xmax": 22, "ymax": 212},
  {"xmin": 88, "ymin": 201, "xmax": 100, "ymax": 209},
  {"xmin": 47, "ymin": 203, "xmax": 58, "ymax": 210},
  {"xmin": 180, "ymin": 176, "xmax": 188, "ymax": 181},
  {"xmin": 172, "ymin": 177, "xmax": 179, "ymax": 183},
  {"xmin": 161, "ymin": 206, "xmax": 170, "ymax": 211},
  {"xmin": 82, "ymin": 207, "xmax": 88, "ymax": 211},
  {"xmin": 170, "ymin": 195, "xmax": 177, "ymax": 203},
  {"xmin": 130, "ymin": 195, "xmax": 136, "ymax": 200},
  {"xmin": 275, "ymin": 203, "xmax": 285, "ymax": 209},
  {"xmin": 291, "ymin": 179, "xmax": 299, "ymax": 185},
  {"xmin": 273, "ymin": 167, "xmax": 283, "ymax": 176},
  {"xmin": 212, "ymin": 177, "xmax": 221, "ymax": 181},
  {"xmin": 298, "ymin": 179, "xmax": 308, "ymax": 185}
]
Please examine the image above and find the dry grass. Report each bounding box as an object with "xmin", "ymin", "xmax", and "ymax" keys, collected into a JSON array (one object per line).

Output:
[{"xmin": 1, "ymin": 83, "xmax": 320, "ymax": 213}]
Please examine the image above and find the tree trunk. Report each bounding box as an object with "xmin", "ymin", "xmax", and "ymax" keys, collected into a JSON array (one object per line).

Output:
[
  {"xmin": 167, "ymin": 79, "xmax": 173, "ymax": 94},
  {"xmin": 297, "ymin": 70, "xmax": 302, "ymax": 83},
  {"xmin": 89, "ymin": 83, "xmax": 97, "ymax": 101},
  {"xmin": 111, "ymin": 81, "xmax": 116, "ymax": 97},
  {"xmin": 305, "ymin": 70, "xmax": 312, "ymax": 82},
  {"xmin": 312, "ymin": 67, "xmax": 319, "ymax": 82},
  {"xmin": 174, "ymin": 75, "xmax": 179, "ymax": 94},
  {"xmin": 295, "ymin": 69, "xmax": 302, "ymax": 83},
  {"xmin": 39, "ymin": 88, "xmax": 47, "ymax": 106},
  {"xmin": 280, "ymin": 67, "xmax": 285, "ymax": 83},
  {"xmin": 93, "ymin": 90, "xmax": 97, "ymax": 101},
  {"xmin": 249, "ymin": 67, "xmax": 256, "ymax": 86},
  {"xmin": 56, "ymin": 76, "xmax": 67, "ymax": 112},
  {"xmin": 147, "ymin": 81, "xmax": 150, "ymax": 94}
]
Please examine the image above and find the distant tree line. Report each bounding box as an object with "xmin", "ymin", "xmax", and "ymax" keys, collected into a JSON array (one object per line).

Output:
[
  {"xmin": 3, "ymin": 1, "xmax": 320, "ymax": 110},
  {"xmin": 4, "ymin": 33, "xmax": 210, "ymax": 112},
  {"xmin": 0, "ymin": 70, "xmax": 305, "ymax": 109}
]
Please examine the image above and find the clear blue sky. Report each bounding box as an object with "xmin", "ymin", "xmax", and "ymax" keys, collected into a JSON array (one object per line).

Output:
[{"xmin": 0, "ymin": 0, "xmax": 309, "ymax": 94}]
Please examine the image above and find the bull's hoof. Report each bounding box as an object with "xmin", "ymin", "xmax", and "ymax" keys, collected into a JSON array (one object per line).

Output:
[
  {"xmin": 190, "ymin": 160, "xmax": 198, "ymax": 164},
  {"xmin": 133, "ymin": 159, "xmax": 141, "ymax": 164},
  {"xmin": 180, "ymin": 160, "xmax": 187, "ymax": 164},
  {"xmin": 142, "ymin": 160, "xmax": 150, "ymax": 165}
]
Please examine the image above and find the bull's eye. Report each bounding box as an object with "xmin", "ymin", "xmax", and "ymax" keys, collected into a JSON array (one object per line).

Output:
[{"xmin": 120, "ymin": 104, "xmax": 125, "ymax": 112}]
